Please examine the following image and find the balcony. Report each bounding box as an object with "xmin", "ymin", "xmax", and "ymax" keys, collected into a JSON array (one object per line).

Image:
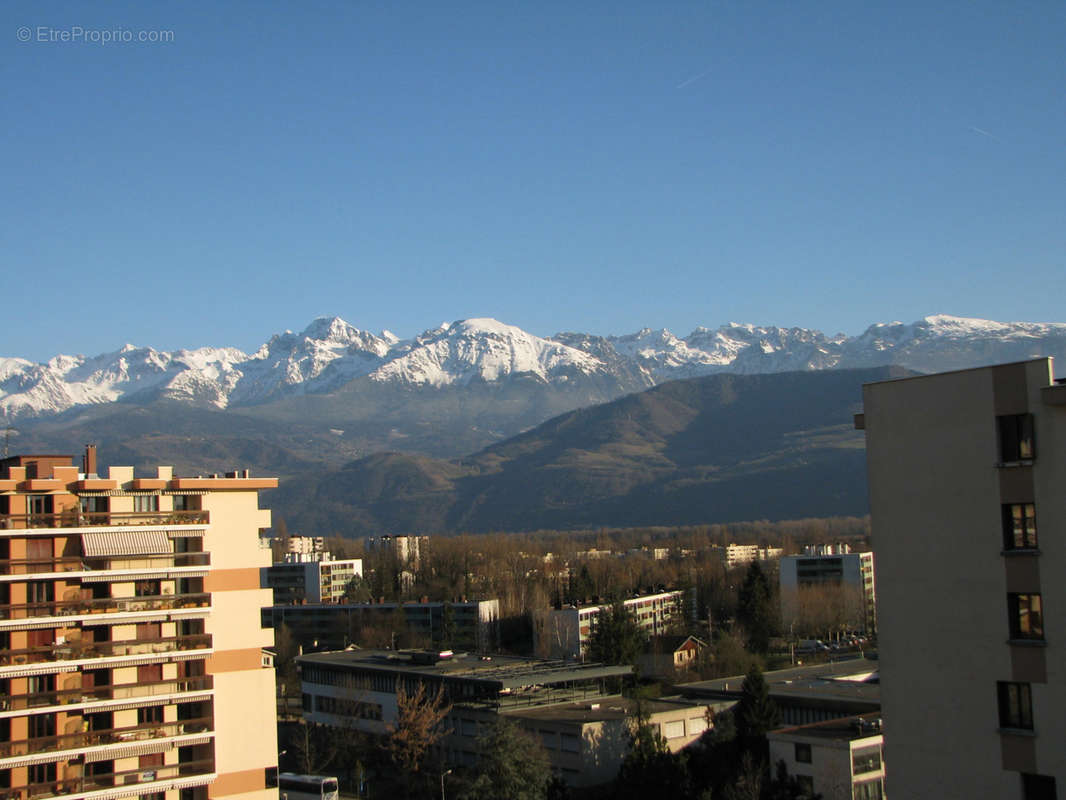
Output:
[
  {"xmin": 0, "ymin": 594, "xmax": 210, "ymax": 622},
  {"xmin": 0, "ymin": 758, "xmax": 215, "ymax": 800},
  {"xmin": 0, "ymin": 511, "xmax": 209, "ymax": 530},
  {"xmin": 0, "ymin": 716, "xmax": 213, "ymax": 760},
  {"xmin": 0, "ymin": 633, "xmax": 212, "ymax": 668},
  {"xmin": 0, "ymin": 676, "xmax": 213, "ymax": 713},
  {"xmin": 0, "ymin": 554, "xmax": 210, "ymax": 576}
]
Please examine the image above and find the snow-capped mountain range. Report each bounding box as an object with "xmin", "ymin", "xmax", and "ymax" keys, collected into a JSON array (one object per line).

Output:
[{"xmin": 3, "ymin": 314, "xmax": 1066, "ymax": 421}]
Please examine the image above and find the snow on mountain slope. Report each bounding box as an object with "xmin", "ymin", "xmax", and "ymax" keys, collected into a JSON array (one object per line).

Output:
[
  {"xmin": 3, "ymin": 314, "xmax": 1066, "ymax": 421},
  {"xmin": 370, "ymin": 318, "xmax": 606, "ymax": 387}
]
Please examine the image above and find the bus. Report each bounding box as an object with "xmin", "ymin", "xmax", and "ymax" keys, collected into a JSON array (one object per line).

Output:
[{"xmin": 277, "ymin": 773, "xmax": 339, "ymax": 800}]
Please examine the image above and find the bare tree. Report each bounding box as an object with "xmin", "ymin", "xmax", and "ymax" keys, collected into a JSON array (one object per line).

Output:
[{"xmin": 384, "ymin": 682, "xmax": 452, "ymax": 776}]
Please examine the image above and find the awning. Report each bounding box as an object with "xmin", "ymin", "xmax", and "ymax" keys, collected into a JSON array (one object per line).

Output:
[{"xmin": 82, "ymin": 531, "xmax": 172, "ymax": 557}]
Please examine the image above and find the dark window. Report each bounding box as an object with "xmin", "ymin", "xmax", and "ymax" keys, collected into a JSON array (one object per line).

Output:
[
  {"xmin": 1021, "ymin": 773, "xmax": 1057, "ymax": 800},
  {"xmin": 998, "ymin": 681, "xmax": 1034, "ymax": 730},
  {"xmin": 80, "ymin": 496, "xmax": 109, "ymax": 514},
  {"xmin": 794, "ymin": 742, "xmax": 812, "ymax": 763},
  {"xmin": 998, "ymin": 414, "xmax": 1035, "ymax": 462},
  {"xmin": 27, "ymin": 581, "xmax": 55, "ymax": 604},
  {"xmin": 28, "ymin": 714, "xmax": 56, "ymax": 738},
  {"xmin": 136, "ymin": 580, "xmax": 161, "ymax": 597},
  {"xmin": 28, "ymin": 763, "xmax": 56, "ymax": 785},
  {"xmin": 27, "ymin": 495, "xmax": 54, "ymax": 518},
  {"xmin": 138, "ymin": 706, "xmax": 164, "ymax": 725},
  {"xmin": 265, "ymin": 767, "xmax": 279, "ymax": 788},
  {"xmin": 853, "ymin": 779, "xmax": 884, "ymax": 800},
  {"xmin": 1003, "ymin": 504, "xmax": 1038, "ymax": 550},
  {"xmin": 1008, "ymin": 594, "xmax": 1044, "ymax": 641}
]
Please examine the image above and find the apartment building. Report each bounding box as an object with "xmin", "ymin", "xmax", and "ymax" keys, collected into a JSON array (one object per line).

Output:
[
  {"xmin": 0, "ymin": 448, "xmax": 279, "ymax": 800},
  {"xmin": 262, "ymin": 598, "xmax": 499, "ymax": 653},
  {"xmin": 363, "ymin": 536, "xmax": 425, "ymax": 568},
  {"xmin": 533, "ymin": 590, "xmax": 684, "ymax": 661},
  {"xmin": 859, "ymin": 358, "xmax": 1065, "ymax": 798},
  {"xmin": 261, "ymin": 555, "xmax": 362, "ymax": 605},
  {"xmin": 719, "ymin": 543, "xmax": 784, "ymax": 568},
  {"xmin": 779, "ymin": 549, "xmax": 877, "ymax": 635}
]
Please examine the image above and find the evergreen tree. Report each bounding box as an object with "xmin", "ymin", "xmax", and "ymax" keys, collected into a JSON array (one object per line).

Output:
[
  {"xmin": 460, "ymin": 719, "xmax": 551, "ymax": 800},
  {"xmin": 586, "ymin": 601, "xmax": 646, "ymax": 666},
  {"xmin": 615, "ymin": 700, "xmax": 690, "ymax": 799},
  {"xmin": 734, "ymin": 665, "xmax": 781, "ymax": 752},
  {"xmin": 736, "ymin": 561, "xmax": 776, "ymax": 654}
]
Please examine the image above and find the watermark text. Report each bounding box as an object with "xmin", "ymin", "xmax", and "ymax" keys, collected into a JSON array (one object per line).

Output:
[{"xmin": 17, "ymin": 26, "xmax": 175, "ymax": 44}]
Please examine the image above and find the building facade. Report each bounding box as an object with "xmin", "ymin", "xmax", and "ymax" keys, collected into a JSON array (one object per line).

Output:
[
  {"xmin": 0, "ymin": 449, "xmax": 279, "ymax": 800},
  {"xmin": 533, "ymin": 591, "xmax": 684, "ymax": 661},
  {"xmin": 263, "ymin": 599, "xmax": 499, "ymax": 653},
  {"xmin": 779, "ymin": 549, "xmax": 877, "ymax": 635},
  {"xmin": 261, "ymin": 556, "xmax": 362, "ymax": 605},
  {"xmin": 768, "ymin": 714, "xmax": 885, "ymax": 800},
  {"xmin": 298, "ymin": 648, "xmax": 720, "ymax": 787},
  {"xmin": 859, "ymin": 358, "xmax": 1065, "ymax": 798}
]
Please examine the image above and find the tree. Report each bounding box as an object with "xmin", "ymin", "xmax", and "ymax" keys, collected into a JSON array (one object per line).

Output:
[
  {"xmin": 288, "ymin": 721, "xmax": 340, "ymax": 776},
  {"xmin": 384, "ymin": 682, "xmax": 452, "ymax": 778},
  {"xmin": 460, "ymin": 719, "xmax": 552, "ymax": 800},
  {"xmin": 614, "ymin": 700, "xmax": 690, "ymax": 800},
  {"xmin": 586, "ymin": 601, "xmax": 646, "ymax": 666},
  {"xmin": 733, "ymin": 666, "xmax": 780, "ymax": 752},
  {"xmin": 736, "ymin": 561, "xmax": 777, "ymax": 655}
]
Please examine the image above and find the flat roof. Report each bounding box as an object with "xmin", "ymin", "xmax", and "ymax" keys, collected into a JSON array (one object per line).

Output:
[
  {"xmin": 770, "ymin": 712, "xmax": 883, "ymax": 743},
  {"xmin": 678, "ymin": 657, "xmax": 880, "ymax": 706},
  {"xmin": 298, "ymin": 649, "xmax": 633, "ymax": 688},
  {"xmin": 506, "ymin": 694, "xmax": 725, "ymax": 725}
]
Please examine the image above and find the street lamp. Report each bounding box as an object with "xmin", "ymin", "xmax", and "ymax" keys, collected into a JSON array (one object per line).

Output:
[{"xmin": 440, "ymin": 768, "xmax": 453, "ymax": 800}]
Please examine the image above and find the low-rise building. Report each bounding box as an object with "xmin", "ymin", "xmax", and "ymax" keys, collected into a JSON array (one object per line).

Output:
[
  {"xmin": 768, "ymin": 713, "xmax": 885, "ymax": 800},
  {"xmin": 638, "ymin": 634, "xmax": 707, "ymax": 679},
  {"xmin": 297, "ymin": 648, "xmax": 724, "ymax": 787},
  {"xmin": 533, "ymin": 591, "xmax": 685, "ymax": 661}
]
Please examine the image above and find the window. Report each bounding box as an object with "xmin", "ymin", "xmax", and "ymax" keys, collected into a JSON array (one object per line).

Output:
[
  {"xmin": 1003, "ymin": 504, "xmax": 1038, "ymax": 550},
  {"xmin": 1008, "ymin": 594, "xmax": 1044, "ymax": 641},
  {"xmin": 998, "ymin": 414, "xmax": 1035, "ymax": 462},
  {"xmin": 28, "ymin": 714, "xmax": 56, "ymax": 739},
  {"xmin": 28, "ymin": 763, "xmax": 56, "ymax": 786},
  {"xmin": 27, "ymin": 581, "xmax": 55, "ymax": 604},
  {"xmin": 80, "ymin": 496, "xmax": 108, "ymax": 514},
  {"xmin": 1021, "ymin": 773, "xmax": 1057, "ymax": 800},
  {"xmin": 27, "ymin": 495, "xmax": 54, "ymax": 518},
  {"xmin": 795, "ymin": 742, "xmax": 812, "ymax": 763},
  {"xmin": 853, "ymin": 778, "xmax": 884, "ymax": 800},
  {"xmin": 133, "ymin": 495, "xmax": 159, "ymax": 513},
  {"xmin": 852, "ymin": 745, "xmax": 882, "ymax": 774},
  {"xmin": 998, "ymin": 681, "xmax": 1034, "ymax": 730},
  {"xmin": 138, "ymin": 706, "xmax": 164, "ymax": 725},
  {"xmin": 265, "ymin": 767, "xmax": 279, "ymax": 789}
]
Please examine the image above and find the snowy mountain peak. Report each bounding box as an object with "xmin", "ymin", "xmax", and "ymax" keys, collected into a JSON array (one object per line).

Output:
[{"xmin": 3, "ymin": 314, "xmax": 1066, "ymax": 421}]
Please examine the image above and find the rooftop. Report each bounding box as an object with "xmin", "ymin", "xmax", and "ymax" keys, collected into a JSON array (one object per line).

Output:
[
  {"xmin": 678, "ymin": 657, "xmax": 880, "ymax": 706},
  {"xmin": 298, "ymin": 648, "xmax": 633, "ymax": 689},
  {"xmin": 769, "ymin": 712, "xmax": 884, "ymax": 743},
  {"xmin": 507, "ymin": 694, "xmax": 727, "ymax": 724}
]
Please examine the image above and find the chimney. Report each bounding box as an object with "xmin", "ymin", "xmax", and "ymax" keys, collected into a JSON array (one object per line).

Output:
[{"xmin": 83, "ymin": 445, "xmax": 98, "ymax": 478}]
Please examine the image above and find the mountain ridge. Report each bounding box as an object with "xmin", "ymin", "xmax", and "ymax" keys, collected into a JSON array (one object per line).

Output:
[{"xmin": 4, "ymin": 313, "xmax": 1065, "ymax": 422}]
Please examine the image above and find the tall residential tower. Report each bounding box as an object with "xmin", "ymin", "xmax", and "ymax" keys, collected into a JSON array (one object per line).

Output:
[
  {"xmin": 0, "ymin": 449, "xmax": 279, "ymax": 800},
  {"xmin": 859, "ymin": 359, "xmax": 1064, "ymax": 798}
]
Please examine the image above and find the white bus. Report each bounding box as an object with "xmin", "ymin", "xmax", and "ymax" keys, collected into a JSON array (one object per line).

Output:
[{"xmin": 277, "ymin": 773, "xmax": 339, "ymax": 800}]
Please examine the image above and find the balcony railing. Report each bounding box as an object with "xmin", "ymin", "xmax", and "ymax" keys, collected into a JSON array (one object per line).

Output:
[
  {"xmin": 0, "ymin": 758, "xmax": 215, "ymax": 800},
  {"xmin": 0, "ymin": 553, "xmax": 210, "ymax": 575},
  {"xmin": 0, "ymin": 511, "xmax": 209, "ymax": 530},
  {"xmin": 0, "ymin": 634, "xmax": 212, "ymax": 668},
  {"xmin": 0, "ymin": 594, "xmax": 210, "ymax": 621},
  {"xmin": 0, "ymin": 676, "xmax": 213, "ymax": 713},
  {"xmin": 0, "ymin": 715, "xmax": 213, "ymax": 758}
]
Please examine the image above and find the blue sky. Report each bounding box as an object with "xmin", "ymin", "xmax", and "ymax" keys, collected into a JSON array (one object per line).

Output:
[{"xmin": 4, "ymin": 1, "xmax": 1064, "ymax": 362}]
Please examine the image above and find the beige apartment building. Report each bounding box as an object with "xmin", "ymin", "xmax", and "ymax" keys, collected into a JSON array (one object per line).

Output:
[
  {"xmin": 859, "ymin": 358, "xmax": 1065, "ymax": 799},
  {"xmin": 0, "ymin": 448, "xmax": 279, "ymax": 800}
]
